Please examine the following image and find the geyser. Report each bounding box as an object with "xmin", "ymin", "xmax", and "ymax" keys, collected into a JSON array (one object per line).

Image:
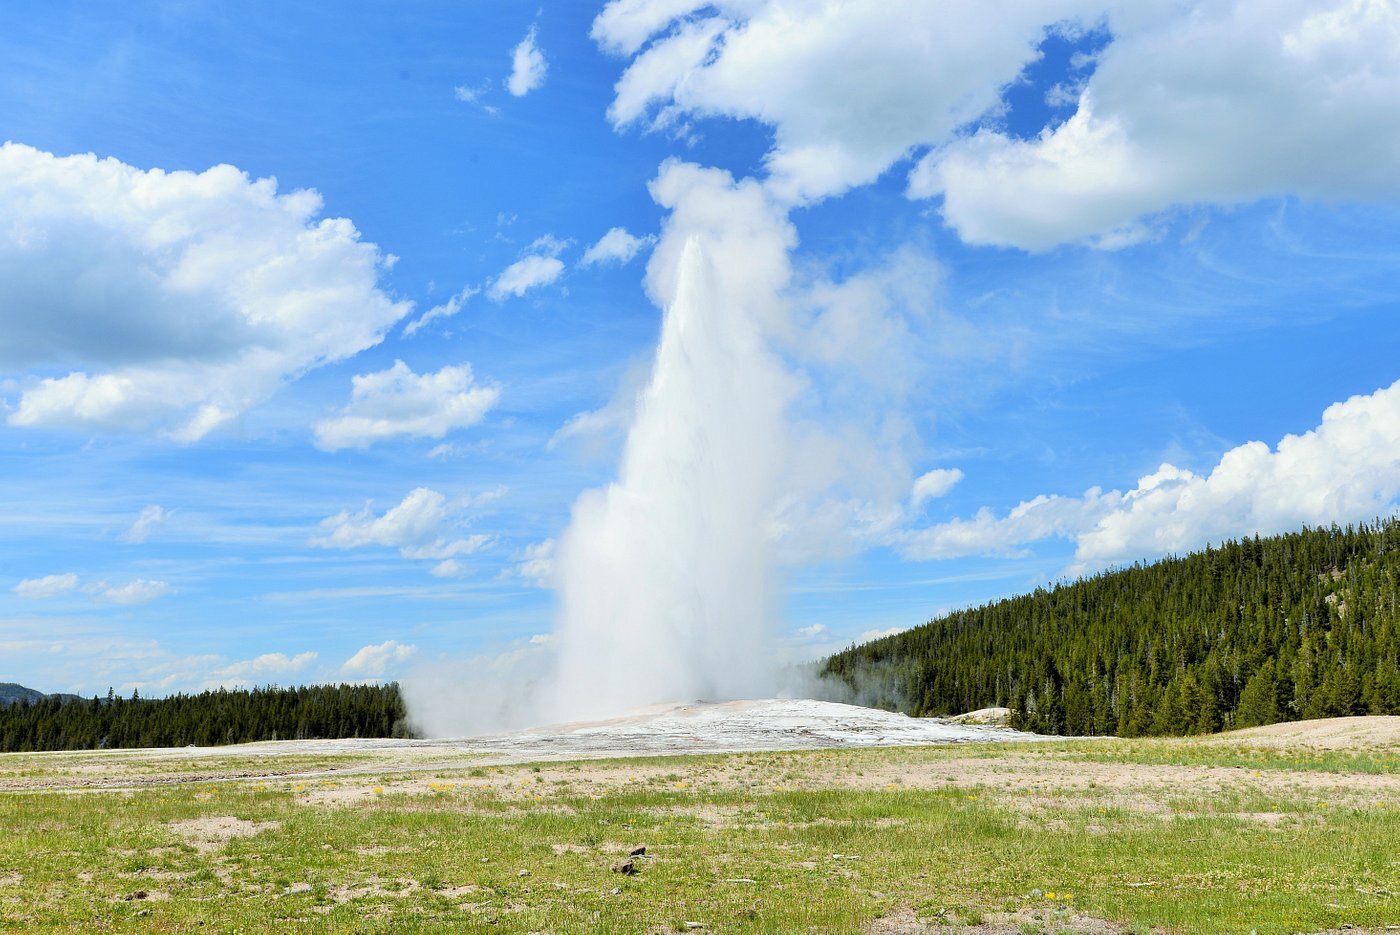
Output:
[{"xmin": 548, "ymin": 167, "xmax": 799, "ymax": 720}]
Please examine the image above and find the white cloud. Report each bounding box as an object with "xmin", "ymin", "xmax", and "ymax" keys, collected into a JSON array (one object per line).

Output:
[
  {"xmin": 858, "ymin": 626, "xmax": 908, "ymax": 643},
  {"xmin": 794, "ymin": 623, "xmax": 827, "ymax": 639},
  {"xmin": 13, "ymin": 572, "xmax": 79, "ymax": 599},
  {"xmin": 100, "ymin": 578, "xmax": 173, "ymax": 605},
  {"xmin": 579, "ymin": 227, "xmax": 655, "ymax": 267},
  {"xmin": 0, "ymin": 143, "xmax": 409, "ymax": 439},
  {"xmin": 121, "ymin": 505, "xmax": 168, "ymax": 543},
  {"xmin": 591, "ymin": 0, "xmax": 711, "ymax": 56},
  {"xmin": 341, "ymin": 640, "xmax": 416, "ymax": 677},
  {"xmin": 429, "ymin": 559, "xmax": 465, "ymax": 578},
  {"xmin": 313, "ymin": 487, "xmax": 492, "ymax": 562},
  {"xmin": 313, "ymin": 360, "xmax": 500, "ymax": 451},
  {"xmin": 548, "ymin": 356, "xmax": 652, "ymax": 455},
  {"xmin": 514, "ymin": 538, "xmax": 555, "ymax": 588},
  {"xmin": 596, "ymin": 1, "xmax": 1400, "ymax": 237},
  {"xmin": 488, "ymin": 255, "xmax": 565, "ymax": 300},
  {"xmin": 911, "ymin": 468, "xmax": 964, "ymax": 505},
  {"xmin": 913, "ymin": 0, "xmax": 1400, "ymax": 249},
  {"xmin": 529, "ymin": 633, "xmax": 554, "ymax": 645},
  {"xmin": 902, "ymin": 491, "xmax": 1112, "ymax": 561},
  {"xmin": 594, "ymin": 0, "xmax": 1093, "ymax": 203},
  {"xmin": 212, "ymin": 651, "xmax": 317, "ymax": 683},
  {"xmin": 507, "ymin": 26, "xmax": 548, "ymax": 97},
  {"xmin": 905, "ymin": 378, "xmax": 1400, "ymax": 573},
  {"xmin": 404, "ymin": 285, "xmax": 478, "ymax": 337},
  {"xmin": 454, "ymin": 82, "xmax": 500, "ymax": 115}
]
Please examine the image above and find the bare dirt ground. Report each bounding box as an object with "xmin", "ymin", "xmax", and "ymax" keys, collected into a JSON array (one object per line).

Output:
[
  {"xmin": 1200, "ymin": 715, "xmax": 1400, "ymax": 749},
  {"xmin": 4, "ymin": 705, "xmax": 1395, "ymax": 819}
]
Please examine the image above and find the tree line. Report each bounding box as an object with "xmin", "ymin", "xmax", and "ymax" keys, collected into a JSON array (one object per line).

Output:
[
  {"xmin": 819, "ymin": 520, "xmax": 1400, "ymax": 736},
  {"xmin": 0, "ymin": 682, "xmax": 413, "ymax": 752}
]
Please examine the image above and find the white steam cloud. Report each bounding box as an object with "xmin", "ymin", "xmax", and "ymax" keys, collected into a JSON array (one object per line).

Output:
[{"xmin": 548, "ymin": 162, "xmax": 799, "ymax": 721}]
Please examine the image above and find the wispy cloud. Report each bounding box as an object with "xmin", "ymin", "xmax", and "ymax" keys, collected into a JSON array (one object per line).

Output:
[
  {"xmin": 579, "ymin": 227, "xmax": 655, "ymax": 267},
  {"xmin": 99, "ymin": 578, "xmax": 173, "ymax": 606},
  {"xmin": 507, "ymin": 26, "xmax": 548, "ymax": 97},
  {"xmin": 13, "ymin": 572, "xmax": 79, "ymax": 599},
  {"xmin": 121, "ymin": 505, "xmax": 168, "ymax": 544},
  {"xmin": 488, "ymin": 254, "xmax": 565, "ymax": 300}
]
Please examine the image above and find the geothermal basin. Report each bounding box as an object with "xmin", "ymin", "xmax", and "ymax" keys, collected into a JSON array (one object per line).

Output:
[{"xmin": 461, "ymin": 699, "xmax": 1046, "ymax": 760}]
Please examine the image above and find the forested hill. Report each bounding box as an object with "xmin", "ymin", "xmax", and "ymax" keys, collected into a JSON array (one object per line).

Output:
[
  {"xmin": 0, "ymin": 683, "xmax": 48, "ymax": 707},
  {"xmin": 0, "ymin": 683, "xmax": 411, "ymax": 753},
  {"xmin": 819, "ymin": 520, "xmax": 1400, "ymax": 736}
]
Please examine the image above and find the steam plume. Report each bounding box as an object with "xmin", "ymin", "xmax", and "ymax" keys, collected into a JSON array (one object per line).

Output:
[{"xmin": 547, "ymin": 164, "xmax": 799, "ymax": 720}]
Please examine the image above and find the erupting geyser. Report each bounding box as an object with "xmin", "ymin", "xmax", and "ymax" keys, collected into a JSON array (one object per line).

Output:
[{"xmin": 544, "ymin": 161, "xmax": 805, "ymax": 721}]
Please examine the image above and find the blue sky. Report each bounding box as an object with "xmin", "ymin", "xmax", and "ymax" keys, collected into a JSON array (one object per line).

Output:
[{"xmin": 2, "ymin": 0, "xmax": 1399, "ymax": 699}]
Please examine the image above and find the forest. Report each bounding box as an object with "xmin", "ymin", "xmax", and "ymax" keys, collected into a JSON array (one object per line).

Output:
[
  {"xmin": 820, "ymin": 520, "xmax": 1400, "ymax": 736},
  {"xmin": 0, "ymin": 682, "xmax": 411, "ymax": 753}
]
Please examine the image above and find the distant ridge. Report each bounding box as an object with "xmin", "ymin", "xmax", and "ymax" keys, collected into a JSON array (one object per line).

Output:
[
  {"xmin": 820, "ymin": 519, "xmax": 1400, "ymax": 737},
  {"xmin": 0, "ymin": 683, "xmax": 79, "ymax": 707}
]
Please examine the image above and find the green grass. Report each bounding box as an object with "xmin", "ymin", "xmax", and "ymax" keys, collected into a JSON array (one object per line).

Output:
[
  {"xmin": 1049, "ymin": 737, "xmax": 1400, "ymax": 775},
  {"xmin": 0, "ymin": 741, "xmax": 1397, "ymax": 933}
]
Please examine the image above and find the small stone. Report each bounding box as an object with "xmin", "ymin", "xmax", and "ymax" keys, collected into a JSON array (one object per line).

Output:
[
  {"xmin": 517, "ymin": 869, "xmax": 530, "ymax": 877},
  {"xmin": 628, "ymin": 845, "xmax": 647, "ymax": 857},
  {"xmin": 124, "ymin": 890, "xmax": 148, "ymax": 901},
  {"xmin": 611, "ymin": 858, "xmax": 638, "ymax": 875}
]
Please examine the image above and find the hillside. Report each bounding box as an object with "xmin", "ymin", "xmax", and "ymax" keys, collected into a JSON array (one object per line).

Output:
[
  {"xmin": 0, "ymin": 683, "xmax": 46, "ymax": 707},
  {"xmin": 819, "ymin": 520, "xmax": 1400, "ymax": 736},
  {"xmin": 0, "ymin": 683, "xmax": 79, "ymax": 707}
]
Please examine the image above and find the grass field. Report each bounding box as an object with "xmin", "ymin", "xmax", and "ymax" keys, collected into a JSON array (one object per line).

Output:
[{"xmin": 1, "ymin": 720, "xmax": 1398, "ymax": 933}]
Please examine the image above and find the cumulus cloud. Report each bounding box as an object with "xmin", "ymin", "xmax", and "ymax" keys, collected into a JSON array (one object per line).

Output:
[
  {"xmin": 905, "ymin": 378, "xmax": 1400, "ymax": 573},
  {"xmin": 579, "ymin": 227, "xmax": 655, "ymax": 267},
  {"xmin": 593, "ymin": 0, "xmax": 1093, "ymax": 203},
  {"xmin": 911, "ymin": 468, "xmax": 964, "ymax": 505},
  {"xmin": 313, "ymin": 360, "xmax": 500, "ymax": 451},
  {"xmin": 914, "ymin": 0, "xmax": 1400, "ymax": 249},
  {"xmin": 507, "ymin": 26, "xmax": 548, "ymax": 97},
  {"xmin": 100, "ymin": 578, "xmax": 173, "ymax": 605},
  {"xmin": 342, "ymin": 640, "xmax": 416, "ymax": 677},
  {"xmin": 488, "ymin": 255, "xmax": 565, "ymax": 300},
  {"xmin": 13, "ymin": 572, "xmax": 79, "ymax": 599},
  {"xmin": 596, "ymin": 1, "xmax": 1400, "ymax": 239},
  {"xmin": 121, "ymin": 505, "xmax": 167, "ymax": 543},
  {"xmin": 403, "ymin": 285, "xmax": 478, "ymax": 337},
  {"xmin": 0, "ymin": 143, "xmax": 408, "ymax": 439},
  {"xmin": 313, "ymin": 487, "xmax": 492, "ymax": 562}
]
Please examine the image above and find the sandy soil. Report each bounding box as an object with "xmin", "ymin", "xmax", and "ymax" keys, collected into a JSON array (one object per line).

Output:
[{"xmin": 1203, "ymin": 715, "xmax": 1400, "ymax": 749}]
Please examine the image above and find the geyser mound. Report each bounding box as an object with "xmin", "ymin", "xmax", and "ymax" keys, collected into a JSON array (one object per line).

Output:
[{"xmin": 465, "ymin": 698, "xmax": 1049, "ymax": 757}]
